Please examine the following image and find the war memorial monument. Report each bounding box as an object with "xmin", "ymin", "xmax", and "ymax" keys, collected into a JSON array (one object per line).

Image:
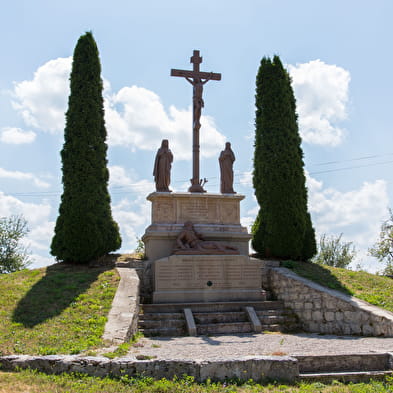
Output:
[{"xmin": 142, "ymin": 50, "xmax": 265, "ymax": 306}]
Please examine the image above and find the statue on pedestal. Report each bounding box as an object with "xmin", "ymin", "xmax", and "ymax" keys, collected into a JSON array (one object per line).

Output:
[
  {"xmin": 219, "ymin": 142, "xmax": 236, "ymax": 194},
  {"xmin": 153, "ymin": 139, "xmax": 173, "ymax": 192}
]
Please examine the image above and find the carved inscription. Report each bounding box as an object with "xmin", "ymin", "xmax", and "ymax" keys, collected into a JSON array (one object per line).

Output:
[
  {"xmin": 155, "ymin": 255, "xmax": 261, "ymax": 291},
  {"xmin": 149, "ymin": 194, "xmax": 244, "ymax": 225},
  {"xmin": 179, "ymin": 199, "xmax": 209, "ymax": 221},
  {"xmin": 154, "ymin": 200, "xmax": 175, "ymax": 222}
]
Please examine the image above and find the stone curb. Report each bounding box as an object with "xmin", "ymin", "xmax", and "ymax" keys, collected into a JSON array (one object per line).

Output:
[
  {"xmin": 102, "ymin": 267, "xmax": 140, "ymax": 344},
  {"xmin": 0, "ymin": 355, "xmax": 298, "ymax": 383}
]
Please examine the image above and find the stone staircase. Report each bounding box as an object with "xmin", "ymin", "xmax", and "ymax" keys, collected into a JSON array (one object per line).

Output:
[
  {"xmin": 297, "ymin": 353, "xmax": 393, "ymax": 383},
  {"xmin": 138, "ymin": 301, "xmax": 299, "ymax": 337}
]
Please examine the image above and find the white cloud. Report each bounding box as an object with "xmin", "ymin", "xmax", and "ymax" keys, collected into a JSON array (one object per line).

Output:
[
  {"xmin": 12, "ymin": 57, "xmax": 72, "ymax": 133},
  {"xmin": 0, "ymin": 193, "xmax": 57, "ymax": 269},
  {"xmin": 0, "ymin": 192, "xmax": 51, "ymax": 226},
  {"xmin": 29, "ymin": 254, "xmax": 56, "ymax": 269},
  {"xmin": 239, "ymin": 170, "xmax": 252, "ymax": 187},
  {"xmin": 0, "ymin": 167, "xmax": 50, "ymax": 188},
  {"xmin": 289, "ymin": 60, "xmax": 350, "ymax": 146},
  {"xmin": 307, "ymin": 176, "xmax": 388, "ymax": 233},
  {"xmin": 107, "ymin": 166, "xmax": 154, "ymax": 252},
  {"xmin": 112, "ymin": 197, "xmax": 151, "ymax": 253},
  {"xmin": 105, "ymin": 86, "xmax": 225, "ymax": 160},
  {"xmin": 10, "ymin": 58, "xmax": 226, "ymax": 160},
  {"xmin": 307, "ymin": 175, "xmax": 389, "ymax": 271},
  {"xmin": 27, "ymin": 221, "xmax": 55, "ymax": 251},
  {"xmin": 0, "ymin": 127, "xmax": 36, "ymax": 144},
  {"xmin": 109, "ymin": 165, "xmax": 154, "ymax": 195}
]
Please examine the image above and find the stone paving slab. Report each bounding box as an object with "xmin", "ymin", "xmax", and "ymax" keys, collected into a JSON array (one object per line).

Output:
[{"xmin": 126, "ymin": 333, "xmax": 393, "ymax": 360}]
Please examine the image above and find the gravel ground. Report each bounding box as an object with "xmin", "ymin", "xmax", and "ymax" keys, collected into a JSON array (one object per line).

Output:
[{"xmin": 127, "ymin": 333, "xmax": 393, "ymax": 360}]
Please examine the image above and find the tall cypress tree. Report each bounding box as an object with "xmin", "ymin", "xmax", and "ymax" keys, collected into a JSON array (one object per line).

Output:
[
  {"xmin": 51, "ymin": 32, "xmax": 121, "ymax": 263},
  {"xmin": 252, "ymin": 56, "xmax": 316, "ymax": 260}
]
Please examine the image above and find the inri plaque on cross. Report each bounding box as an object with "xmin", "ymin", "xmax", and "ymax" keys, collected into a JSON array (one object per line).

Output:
[{"xmin": 171, "ymin": 50, "xmax": 221, "ymax": 193}]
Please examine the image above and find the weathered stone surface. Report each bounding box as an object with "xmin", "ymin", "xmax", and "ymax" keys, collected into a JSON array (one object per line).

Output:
[
  {"xmin": 153, "ymin": 255, "xmax": 265, "ymax": 303},
  {"xmin": 297, "ymin": 353, "xmax": 391, "ymax": 373},
  {"xmin": 143, "ymin": 193, "xmax": 251, "ymax": 261},
  {"xmin": 102, "ymin": 267, "xmax": 140, "ymax": 344},
  {"xmin": 0, "ymin": 355, "xmax": 300, "ymax": 383},
  {"xmin": 267, "ymin": 266, "xmax": 393, "ymax": 337}
]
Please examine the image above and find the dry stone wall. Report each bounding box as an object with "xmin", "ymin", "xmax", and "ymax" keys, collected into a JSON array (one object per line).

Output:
[
  {"xmin": 0, "ymin": 355, "xmax": 299, "ymax": 383},
  {"xmin": 268, "ymin": 266, "xmax": 393, "ymax": 336}
]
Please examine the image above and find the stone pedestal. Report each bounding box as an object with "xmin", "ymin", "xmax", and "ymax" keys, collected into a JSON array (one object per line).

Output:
[
  {"xmin": 153, "ymin": 255, "xmax": 264, "ymax": 303},
  {"xmin": 142, "ymin": 192, "xmax": 262, "ymax": 303},
  {"xmin": 142, "ymin": 192, "xmax": 251, "ymax": 262}
]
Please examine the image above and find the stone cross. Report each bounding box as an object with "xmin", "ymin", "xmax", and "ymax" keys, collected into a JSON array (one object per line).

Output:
[{"xmin": 171, "ymin": 50, "xmax": 221, "ymax": 192}]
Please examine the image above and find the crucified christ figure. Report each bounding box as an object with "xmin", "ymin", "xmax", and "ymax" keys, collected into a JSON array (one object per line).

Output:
[
  {"xmin": 185, "ymin": 73, "xmax": 213, "ymax": 130},
  {"xmin": 171, "ymin": 50, "xmax": 221, "ymax": 192}
]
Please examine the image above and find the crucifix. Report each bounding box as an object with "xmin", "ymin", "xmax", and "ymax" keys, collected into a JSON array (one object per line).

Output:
[{"xmin": 171, "ymin": 50, "xmax": 221, "ymax": 193}]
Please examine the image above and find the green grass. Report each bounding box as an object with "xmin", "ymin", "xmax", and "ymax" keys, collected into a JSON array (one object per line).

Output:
[
  {"xmin": 281, "ymin": 261, "xmax": 393, "ymax": 312},
  {"xmin": 0, "ymin": 263, "xmax": 119, "ymax": 356},
  {"xmin": 1, "ymin": 369, "xmax": 393, "ymax": 392}
]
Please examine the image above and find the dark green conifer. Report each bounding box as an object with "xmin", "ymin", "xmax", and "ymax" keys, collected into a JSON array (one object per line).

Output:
[
  {"xmin": 252, "ymin": 55, "xmax": 316, "ymax": 260},
  {"xmin": 51, "ymin": 32, "xmax": 121, "ymax": 263}
]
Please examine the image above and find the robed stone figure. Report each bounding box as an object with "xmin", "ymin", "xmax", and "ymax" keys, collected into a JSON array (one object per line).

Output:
[
  {"xmin": 153, "ymin": 139, "xmax": 173, "ymax": 192},
  {"xmin": 219, "ymin": 142, "xmax": 236, "ymax": 194}
]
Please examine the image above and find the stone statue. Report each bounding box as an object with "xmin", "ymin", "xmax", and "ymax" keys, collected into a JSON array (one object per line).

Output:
[
  {"xmin": 219, "ymin": 142, "xmax": 236, "ymax": 194},
  {"xmin": 153, "ymin": 139, "xmax": 173, "ymax": 192},
  {"xmin": 173, "ymin": 221, "xmax": 239, "ymax": 255}
]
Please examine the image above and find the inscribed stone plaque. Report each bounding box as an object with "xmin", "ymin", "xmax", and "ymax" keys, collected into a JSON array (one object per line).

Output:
[
  {"xmin": 155, "ymin": 255, "xmax": 261, "ymax": 291},
  {"xmin": 154, "ymin": 199, "xmax": 175, "ymax": 222},
  {"xmin": 179, "ymin": 199, "xmax": 209, "ymax": 221}
]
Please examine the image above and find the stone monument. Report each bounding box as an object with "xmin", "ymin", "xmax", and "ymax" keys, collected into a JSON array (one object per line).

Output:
[{"xmin": 142, "ymin": 50, "xmax": 264, "ymax": 303}]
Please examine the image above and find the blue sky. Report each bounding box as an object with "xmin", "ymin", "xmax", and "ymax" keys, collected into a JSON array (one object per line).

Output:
[{"xmin": 1, "ymin": 0, "xmax": 392, "ymax": 271}]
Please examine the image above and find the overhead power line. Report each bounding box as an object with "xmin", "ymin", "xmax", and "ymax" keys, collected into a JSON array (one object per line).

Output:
[{"xmin": 3, "ymin": 152, "xmax": 393, "ymax": 198}]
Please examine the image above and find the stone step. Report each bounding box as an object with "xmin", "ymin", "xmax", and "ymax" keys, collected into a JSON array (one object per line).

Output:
[
  {"xmin": 139, "ymin": 312, "xmax": 184, "ymax": 320},
  {"xmin": 139, "ymin": 319, "xmax": 185, "ymax": 329},
  {"xmin": 197, "ymin": 322, "xmax": 253, "ymax": 335},
  {"xmin": 140, "ymin": 326, "xmax": 186, "ymax": 337},
  {"xmin": 299, "ymin": 370, "xmax": 393, "ymax": 383},
  {"xmin": 260, "ymin": 324, "xmax": 282, "ymax": 332},
  {"xmin": 193, "ymin": 311, "xmax": 248, "ymax": 324},
  {"xmin": 257, "ymin": 314, "xmax": 287, "ymax": 324},
  {"xmin": 142, "ymin": 300, "xmax": 285, "ymax": 314}
]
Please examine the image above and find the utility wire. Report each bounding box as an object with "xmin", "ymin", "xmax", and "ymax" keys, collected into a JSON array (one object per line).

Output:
[{"xmin": 3, "ymin": 153, "xmax": 393, "ymax": 198}]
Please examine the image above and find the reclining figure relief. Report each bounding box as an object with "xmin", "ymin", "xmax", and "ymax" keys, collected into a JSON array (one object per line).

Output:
[{"xmin": 173, "ymin": 221, "xmax": 239, "ymax": 255}]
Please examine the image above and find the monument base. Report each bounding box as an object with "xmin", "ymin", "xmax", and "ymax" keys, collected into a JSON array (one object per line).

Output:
[
  {"xmin": 142, "ymin": 192, "xmax": 251, "ymax": 262},
  {"xmin": 153, "ymin": 255, "xmax": 265, "ymax": 303}
]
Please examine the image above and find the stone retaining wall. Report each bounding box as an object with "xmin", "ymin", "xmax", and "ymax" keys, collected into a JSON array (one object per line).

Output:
[
  {"xmin": 102, "ymin": 266, "xmax": 140, "ymax": 344},
  {"xmin": 268, "ymin": 266, "xmax": 393, "ymax": 336},
  {"xmin": 0, "ymin": 355, "xmax": 298, "ymax": 383}
]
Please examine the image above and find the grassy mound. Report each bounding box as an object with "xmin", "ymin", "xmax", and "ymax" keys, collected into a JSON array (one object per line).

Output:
[
  {"xmin": 0, "ymin": 263, "xmax": 119, "ymax": 356},
  {"xmin": 281, "ymin": 261, "xmax": 393, "ymax": 312}
]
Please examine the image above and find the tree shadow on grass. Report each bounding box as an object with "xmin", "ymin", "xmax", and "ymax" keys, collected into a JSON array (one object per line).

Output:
[
  {"xmin": 12, "ymin": 262, "xmax": 112, "ymax": 328},
  {"xmin": 281, "ymin": 260, "xmax": 353, "ymax": 296}
]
